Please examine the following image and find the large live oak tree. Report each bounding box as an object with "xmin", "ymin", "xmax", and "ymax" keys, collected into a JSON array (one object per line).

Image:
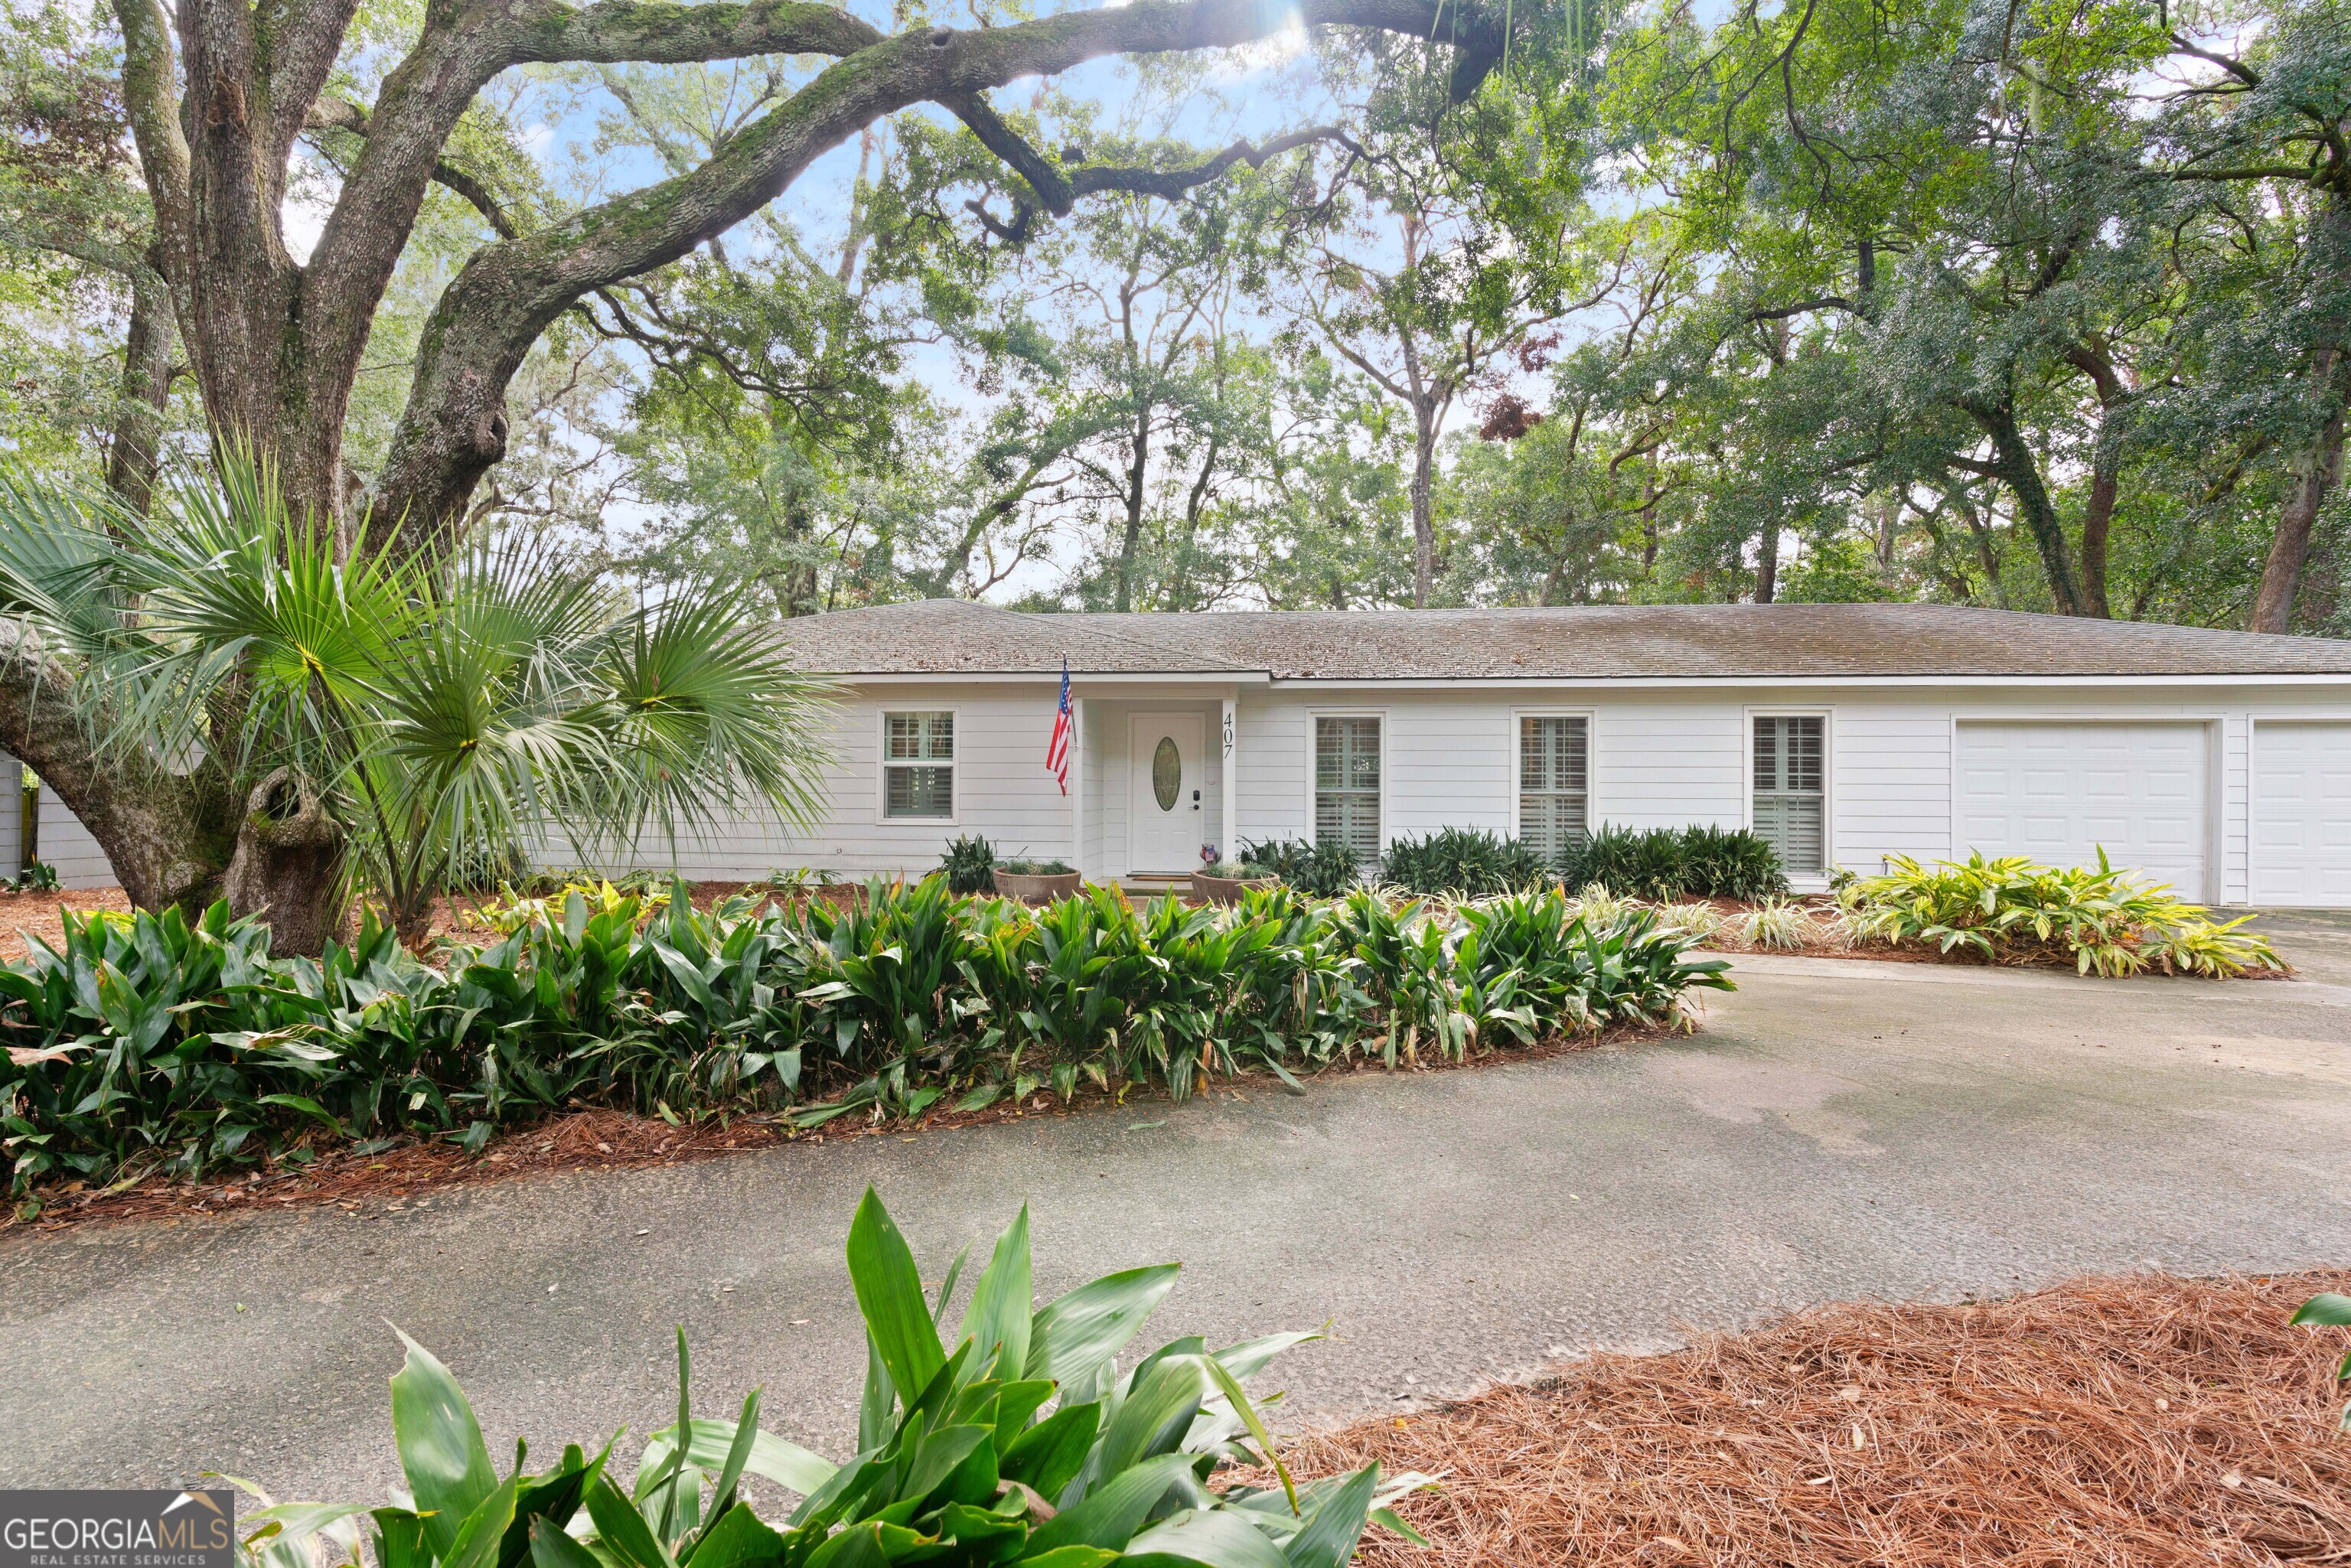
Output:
[{"xmin": 8, "ymin": 0, "xmax": 1505, "ymax": 913}]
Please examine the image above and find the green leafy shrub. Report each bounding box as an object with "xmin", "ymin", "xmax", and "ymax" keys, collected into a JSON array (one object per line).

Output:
[
  {"xmin": 1237, "ymin": 838, "xmax": 1361, "ymax": 898},
  {"xmin": 938, "ymin": 835, "xmax": 996, "ymax": 895},
  {"xmin": 1379, "ymin": 827, "xmax": 1552, "ymax": 898},
  {"xmin": 1837, "ymin": 852, "xmax": 2283, "ymax": 976},
  {"xmin": 995, "ymin": 857, "xmax": 1074, "ymax": 877},
  {"xmin": 11, "ymin": 860, "xmax": 60, "ymax": 892},
  {"xmin": 234, "ymin": 1188, "xmax": 1424, "ymax": 1568},
  {"xmin": 1559, "ymin": 825, "xmax": 1789, "ymax": 900},
  {"xmin": 1559, "ymin": 826, "xmax": 1686, "ymax": 898},
  {"xmin": 763, "ymin": 866, "xmax": 842, "ymax": 895},
  {"xmin": 0, "ymin": 878, "xmax": 1734, "ymax": 1197},
  {"xmin": 1672, "ymin": 825, "xmax": 1789, "ymax": 899}
]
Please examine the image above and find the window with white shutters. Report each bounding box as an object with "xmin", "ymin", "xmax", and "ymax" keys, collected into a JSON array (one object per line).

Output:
[
  {"xmin": 882, "ymin": 711, "xmax": 954, "ymax": 818},
  {"xmin": 1518, "ymin": 716, "xmax": 1589, "ymax": 865},
  {"xmin": 1752, "ymin": 715, "xmax": 1825, "ymax": 873},
  {"xmin": 1314, "ymin": 716, "xmax": 1381, "ymax": 863}
]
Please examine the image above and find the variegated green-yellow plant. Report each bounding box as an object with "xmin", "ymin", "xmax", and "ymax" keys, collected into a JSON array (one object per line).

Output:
[
  {"xmin": 228, "ymin": 1191, "xmax": 1426, "ymax": 1568},
  {"xmin": 1837, "ymin": 851, "xmax": 2282, "ymax": 977}
]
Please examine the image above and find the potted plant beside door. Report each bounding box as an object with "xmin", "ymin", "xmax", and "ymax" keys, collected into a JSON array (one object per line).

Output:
[
  {"xmin": 992, "ymin": 856, "xmax": 1082, "ymax": 903},
  {"xmin": 1191, "ymin": 852, "xmax": 1277, "ymax": 905}
]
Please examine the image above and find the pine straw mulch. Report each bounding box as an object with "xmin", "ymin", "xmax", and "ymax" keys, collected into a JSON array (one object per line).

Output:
[
  {"xmin": 1263, "ymin": 1271, "xmax": 2351, "ymax": 1566},
  {"xmin": 8, "ymin": 1015, "xmax": 1684, "ymax": 1234},
  {"xmin": 0, "ymin": 885, "xmax": 133, "ymax": 963}
]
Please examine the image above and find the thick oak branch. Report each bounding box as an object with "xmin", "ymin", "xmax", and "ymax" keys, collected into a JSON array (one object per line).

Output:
[
  {"xmin": 308, "ymin": 96, "xmax": 518, "ymax": 237},
  {"xmin": 372, "ymin": 0, "xmax": 1495, "ymax": 546}
]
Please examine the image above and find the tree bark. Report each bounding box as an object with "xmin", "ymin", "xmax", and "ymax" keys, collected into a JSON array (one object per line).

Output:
[
  {"xmin": 0, "ymin": 624, "xmax": 232, "ymax": 911},
  {"xmin": 2251, "ymin": 348, "xmax": 2346, "ymax": 634},
  {"xmin": 104, "ymin": 256, "xmax": 178, "ymax": 517},
  {"xmin": 2078, "ymin": 464, "xmax": 2118, "ymax": 620},
  {"xmin": 222, "ymin": 767, "xmax": 347, "ymax": 954},
  {"xmin": 2063, "ymin": 342, "xmax": 2128, "ymax": 620},
  {"xmin": 1114, "ymin": 411, "xmax": 1150, "ymax": 611},
  {"xmin": 1962, "ymin": 393, "xmax": 2088, "ymax": 616},
  {"xmin": 1406, "ymin": 406, "xmax": 1438, "ymax": 608},
  {"xmin": 1400, "ymin": 330, "xmax": 1440, "ymax": 608},
  {"xmin": 1754, "ymin": 522, "xmax": 1779, "ymax": 603}
]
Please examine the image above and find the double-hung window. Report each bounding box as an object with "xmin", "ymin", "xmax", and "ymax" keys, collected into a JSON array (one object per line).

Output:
[
  {"xmin": 1752, "ymin": 715, "xmax": 1825, "ymax": 874},
  {"xmin": 882, "ymin": 711, "xmax": 954, "ymax": 819},
  {"xmin": 1518, "ymin": 716, "xmax": 1589, "ymax": 865},
  {"xmin": 1314, "ymin": 716, "xmax": 1382, "ymax": 864}
]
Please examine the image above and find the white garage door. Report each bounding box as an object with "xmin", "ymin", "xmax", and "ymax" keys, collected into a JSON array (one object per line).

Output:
[
  {"xmin": 1955, "ymin": 722, "xmax": 2209, "ymax": 898},
  {"xmin": 2252, "ymin": 722, "xmax": 2351, "ymax": 907}
]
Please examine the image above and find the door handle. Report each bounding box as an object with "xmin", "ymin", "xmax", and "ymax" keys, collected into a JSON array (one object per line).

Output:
[{"xmin": 1192, "ymin": 789, "xmax": 1201, "ymax": 811}]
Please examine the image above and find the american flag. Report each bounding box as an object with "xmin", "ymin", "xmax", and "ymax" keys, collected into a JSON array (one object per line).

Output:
[{"xmin": 1045, "ymin": 659, "xmax": 1072, "ymax": 794}]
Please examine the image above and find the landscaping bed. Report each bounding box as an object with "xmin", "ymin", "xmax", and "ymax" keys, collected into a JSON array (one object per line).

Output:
[
  {"xmin": 1660, "ymin": 853, "xmax": 2289, "ymax": 980},
  {"xmin": 1267, "ymin": 1270, "xmax": 2351, "ymax": 1565},
  {"xmin": 2, "ymin": 878, "xmax": 1728, "ymax": 1214},
  {"xmin": 1681, "ymin": 895, "xmax": 2292, "ymax": 977}
]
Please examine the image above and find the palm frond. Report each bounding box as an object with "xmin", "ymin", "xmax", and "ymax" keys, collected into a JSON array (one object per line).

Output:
[{"xmin": 585, "ymin": 580, "xmax": 837, "ymax": 856}]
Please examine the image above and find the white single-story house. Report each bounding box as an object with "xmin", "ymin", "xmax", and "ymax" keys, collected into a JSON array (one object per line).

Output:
[
  {"xmin": 21, "ymin": 601, "xmax": 2351, "ymax": 906},
  {"xmin": 687, "ymin": 600, "xmax": 2351, "ymax": 908}
]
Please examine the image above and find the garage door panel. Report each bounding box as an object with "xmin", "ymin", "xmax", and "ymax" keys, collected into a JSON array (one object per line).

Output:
[
  {"xmin": 1955, "ymin": 722, "xmax": 2209, "ymax": 898},
  {"xmin": 2252, "ymin": 722, "xmax": 2351, "ymax": 907}
]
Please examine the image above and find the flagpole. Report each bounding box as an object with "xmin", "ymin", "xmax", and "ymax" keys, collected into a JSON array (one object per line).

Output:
[{"xmin": 1069, "ymin": 692, "xmax": 1085, "ymax": 882}]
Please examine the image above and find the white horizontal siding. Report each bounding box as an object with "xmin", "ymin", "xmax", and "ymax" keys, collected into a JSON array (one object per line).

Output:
[
  {"xmin": 37, "ymin": 787, "xmax": 114, "ymax": 888},
  {"xmin": 1233, "ymin": 699, "xmax": 1306, "ymax": 851},
  {"xmin": 1589, "ymin": 704, "xmax": 1746, "ymax": 832},
  {"xmin": 0, "ymin": 756, "xmax": 19, "ymax": 879},
  {"xmin": 1833, "ymin": 708, "xmax": 1953, "ymax": 873},
  {"xmin": 12, "ymin": 679, "xmax": 2349, "ymax": 908},
  {"xmin": 553, "ymin": 688, "xmax": 1079, "ymax": 882}
]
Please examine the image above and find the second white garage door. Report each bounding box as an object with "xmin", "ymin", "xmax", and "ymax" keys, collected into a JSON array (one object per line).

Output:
[
  {"xmin": 1955, "ymin": 722, "xmax": 2209, "ymax": 898},
  {"xmin": 2252, "ymin": 721, "xmax": 2351, "ymax": 907}
]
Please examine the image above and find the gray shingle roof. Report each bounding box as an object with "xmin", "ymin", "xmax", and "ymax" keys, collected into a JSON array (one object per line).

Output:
[{"xmin": 777, "ymin": 599, "xmax": 2351, "ymax": 680}]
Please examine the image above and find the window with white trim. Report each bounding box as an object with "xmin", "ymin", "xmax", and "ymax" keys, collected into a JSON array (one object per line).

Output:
[
  {"xmin": 1314, "ymin": 716, "xmax": 1381, "ymax": 863},
  {"xmin": 882, "ymin": 711, "xmax": 954, "ymax": 819},
  {"xmin": 1752, "ymin": 715, "xmax": 1824, "ymax": 873},
  {"xmin": 1518, "ymin": 716, "xmax": 1589, "ymax": 864}
]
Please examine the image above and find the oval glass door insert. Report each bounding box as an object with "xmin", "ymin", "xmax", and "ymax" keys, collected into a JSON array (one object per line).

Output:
[{"xmin": 1151, "ymin": 737, "xmax": 1182, "ymax": 811}]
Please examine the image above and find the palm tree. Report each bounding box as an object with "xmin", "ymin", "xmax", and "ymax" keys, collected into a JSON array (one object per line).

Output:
[{"xmin": 0, "ymin": 452, "xmax": 833, "ymax": 951}]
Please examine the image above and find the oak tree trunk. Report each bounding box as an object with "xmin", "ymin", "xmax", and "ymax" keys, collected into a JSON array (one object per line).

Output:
[
  {"xmin": 221, "ymin": 768, "xmax": 347, "ymax": 955},
  {"xmin": 103, "ymin": 256, "xmax": 177, "ymax": 517},
  {"xmin": 2251, "ymin": 349, "xmax": 2346, "ymax": 634},
  {"xmin": 0, "ymin": 624, "xmax": 233, "ymax": 911},
  {"xmin": 1968, "ymin": 394, "xmax": 2088, "ymax": 617}
]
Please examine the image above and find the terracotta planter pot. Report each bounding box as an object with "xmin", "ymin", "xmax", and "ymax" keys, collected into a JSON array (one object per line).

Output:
[
  {"xmin": 1189, "ymin": 872, "xmax": 1277, "ymax": 906},
  {"xmin": 993, "ymin": 870, "xmax": 1083, "ymax": 905}
]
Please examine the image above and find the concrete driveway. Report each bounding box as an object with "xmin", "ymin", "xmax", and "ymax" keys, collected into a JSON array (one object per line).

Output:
[{"xmin": 5, "ymin": 916, "xmax": 2349, "ymax": 1502}]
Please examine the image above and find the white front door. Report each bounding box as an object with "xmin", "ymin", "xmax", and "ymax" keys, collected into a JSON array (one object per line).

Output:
[
  {"xmin": 1953, "ymin": 721, "xmax": 2210, "ymax": 898},
  {"xmin": 2252, "ymin": 721, "xmax": 2351, "ymax": 907},
  {"xmin": 1128, "ymin": 714, "xmax": 1204, "ymax": 874}
]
